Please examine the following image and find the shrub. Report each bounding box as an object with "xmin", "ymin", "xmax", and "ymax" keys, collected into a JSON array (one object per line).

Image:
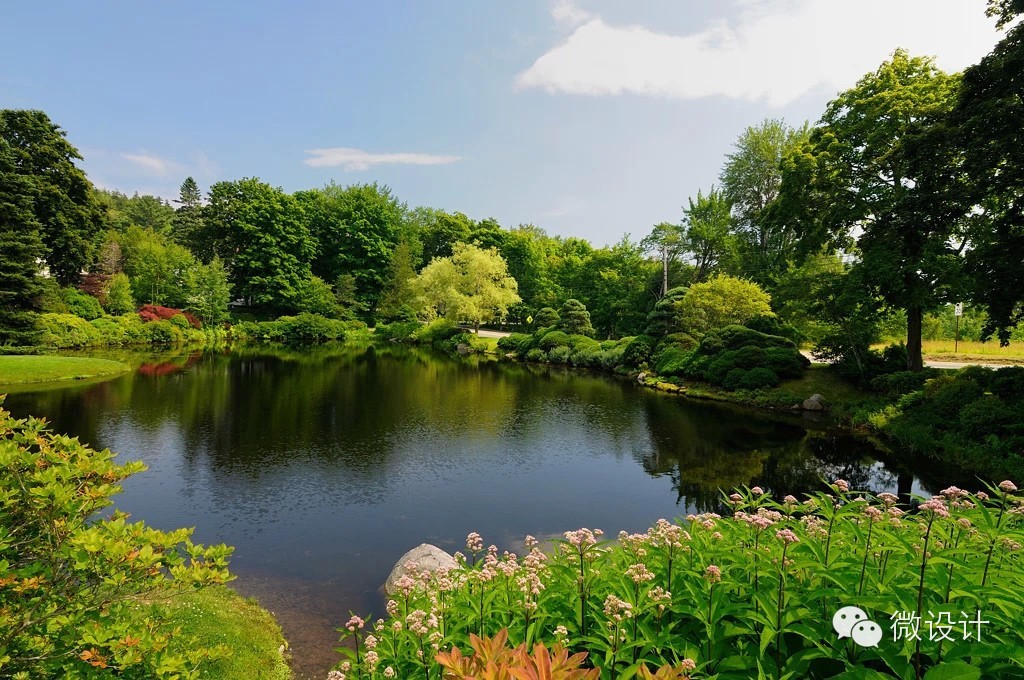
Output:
[
  {"xmin": 61, "ymin": 286, "xmax": 103, "ymax": 320},
  {"xmin": 36, "ymin": 313, "xmax": 102, "ymax": 348},
  {"xmin": 870, "ymin": 370, "xmax": 932, "ymax": 396},
  {"xmin": 525, "ymin": 348, "xmax": 547, "ymax": 362},
  {"xmin": 548, "ymin": 345, "xmax": 571, "ymax": 364},
  {"xmin": 375, "ymin": 320, "xmax": 421, "ymax": 341},
  {"xmin": 557, "ymin": 299, "xmax": 595, "ymax": 337},
  {"xmin": 497, "ymin": 332, "xmax": 531, "ymax": 353},
  {"xmin": 293, "ymin": 275, "xmax": 339, "ymax": 317},
  {"xmin": 411, "ymin": 318, "xmax": 461, "ymax": 345},
  {"xmin": 277, "ymin": 313, "xmax": 347, "ymax": 344},
  {"xmin": 654, "ymin": 345, "xmax": 692, "ymax": 377},
  {"xmin": 533, "ymin": 306, "xmax": 560, "ymax": 329},
  {"xmin": 643, "ymin": 286, "xmax": 688, "ymax": 337},
  {"xmin": 0, "ymin": 401, "xmax": 233, "ymax": 678},
  {"xmin": 723, "ymin": 366, "xmax": 779, "ymax": 390},
  {"xmin": 622, "ymin": 335, "xmax": 656, "ymax": 368},
  {"xmin": 675, "ymin": 275, "xmax": 772, "ymax": 338},
  {"xmin": 145, "ymin": 319, "xmax": 185, "ymax": 344},
  {"xmin": 744, "ymin": 314, "xmax": 803, "ymax": 344},
  {"xmin": 538, "ymin": 330, "xmax": 571, "ymax": 351},
  {"xmin": 992, "ymin": 366, "xmax": 1024, "ymax": 402},
  {"xmin": 678, "ymin": 324, "xmax": 808, "ymax": 389}
]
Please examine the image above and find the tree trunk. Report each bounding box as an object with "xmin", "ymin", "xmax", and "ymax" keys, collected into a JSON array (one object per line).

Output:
[{"xmin": 907, "ymin": 305, "xmax": 923, "ymax": 372}]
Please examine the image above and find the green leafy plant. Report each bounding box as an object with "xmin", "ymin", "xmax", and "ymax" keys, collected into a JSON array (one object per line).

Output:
[{"xmin": 0, "ymin": 400, "xmax": 234, "ymax": 678}]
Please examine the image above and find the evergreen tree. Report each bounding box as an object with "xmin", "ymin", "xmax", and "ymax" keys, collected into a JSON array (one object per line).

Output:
[
  {"xmin": 533, "ymin": 306, "xmax": 560, "ymax": 330},
  {"xmin": 171, "ymin": 177, "xmax": 209, "ymax": 258},
  {"xmin": 0, "ymin": 137, "xmax": 45, "ymax": 344},
  {"xmin": 0, "ymin": 109, "xmax": 98, "ymax": 286}
]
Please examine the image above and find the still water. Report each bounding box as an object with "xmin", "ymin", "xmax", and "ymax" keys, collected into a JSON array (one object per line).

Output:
[{"xmin": 3, "ymin": 345, "xmax": 945, "ymax": 677}]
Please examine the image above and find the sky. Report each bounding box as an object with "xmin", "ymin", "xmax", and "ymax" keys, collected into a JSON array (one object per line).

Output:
[{"xmin": 0, "ymin": 0, "xmax": 1008, "ymax": 246}]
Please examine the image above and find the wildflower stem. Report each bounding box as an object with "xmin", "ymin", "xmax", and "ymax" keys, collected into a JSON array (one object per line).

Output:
[
  {"xmin": 857, "ymin": 516, "xmax": 874, "ymax": 597},
  {"xmin": 914, "ymin": 515, "xmax": 935, "ymax": 680}
]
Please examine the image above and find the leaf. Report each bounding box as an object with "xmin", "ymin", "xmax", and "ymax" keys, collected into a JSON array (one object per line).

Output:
[{"xmin": 923, "ymin": 662, "xmax": 982, "ymax": 680}]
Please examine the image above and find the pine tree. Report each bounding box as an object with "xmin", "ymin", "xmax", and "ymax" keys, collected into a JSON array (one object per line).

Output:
[
  {"xmin": 171, "ymin": 176, "xmax": 208, "ymax": 258},
  {"xmin": 0, "ymin": 137, "xmax": 45, "ymax": 344},
  {"xmin": 558, "ymin": 299, "xmax": 595, "ymax": 337}
]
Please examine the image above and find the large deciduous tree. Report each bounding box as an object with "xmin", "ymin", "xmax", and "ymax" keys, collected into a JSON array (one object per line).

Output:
[
  {"xmin": 298, "ymin": 182, "xmax": 405, "ymax": 313},
  {"xmin": 0, "ymin": 110, "xmax": 98, "ymax": 286},
  {"xmin": 205, "ymin": 178, "xmax": 315, "ymax": 310},
  {"xmin": 675, "ymin": 274, "xmax": 773, "ymax": 338},
  {"xmin": 414, "ymin": 243, "xmax": 520, "ymax": 331},
  {"xmin": 944, "ymin": 7, "xmax": 1024, "ymax": 343},
  {"xmin": 719, "ymin": 118, "xmax": 808, "ymax": 281},
  {"xmin": 774, "ymin": 51, "xmax": 960, "ymax": 371},
  {"xmin": 682, "ymin": 188, "xmax": 737, "ymax": 283}
]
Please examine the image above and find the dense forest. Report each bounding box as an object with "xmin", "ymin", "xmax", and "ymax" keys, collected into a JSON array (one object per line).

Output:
[{"xmin": 2, "ymin": 1, "xmax": 1023, "ymax": 382}]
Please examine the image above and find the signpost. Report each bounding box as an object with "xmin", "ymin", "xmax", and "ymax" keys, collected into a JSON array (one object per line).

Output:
[{"xmin": 954, "ymin": 303, "xmax": 963, "ymax": 353}]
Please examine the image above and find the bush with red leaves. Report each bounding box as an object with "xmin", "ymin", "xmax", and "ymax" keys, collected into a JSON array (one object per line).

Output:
[{"xmin": 137, "ymin": 305, "xmax": 202, "ymax": 329}]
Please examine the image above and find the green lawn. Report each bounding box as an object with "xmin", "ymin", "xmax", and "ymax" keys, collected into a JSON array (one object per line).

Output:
[
  {"xmin": 154, "ymin": 586, "xmax": 291, "ymax": 680},
  {"xmin": 0, "ymin": 355, "xmax": 130, "ymax": 386}
]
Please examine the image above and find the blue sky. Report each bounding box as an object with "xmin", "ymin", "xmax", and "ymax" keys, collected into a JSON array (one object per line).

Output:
[{"xmin": 0, "ymin": 0, "xmax": 1007, "ymax": 245}]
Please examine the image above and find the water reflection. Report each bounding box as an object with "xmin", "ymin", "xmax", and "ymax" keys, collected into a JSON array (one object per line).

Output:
[{"xmin": 3, "ymin": 345, "xmax": 956, "ymax": 678}]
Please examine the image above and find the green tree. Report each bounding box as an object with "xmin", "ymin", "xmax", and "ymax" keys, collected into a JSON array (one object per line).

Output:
[
  {"xmin": 641, "ymin": 221, "xmax": 687, "ymax": 295},
  {"xmin": 675, "ymin": 274, "xmax": 773, "ymax": 337},
  {"xmin": 184, "ymin": 258, "xmax": 231, "ymax": 324},
  {"xmin": 643, "ymin": 286, "xmax": 688, "ymax": 337},
  {"xmin": 293, "ymin": 275, "xmax": 339, "ymax": 317},
  {"xmin": 412, "ymin": 207, "xmax": 474, "ymax": 264},
  {"xmin": 206, "ymin": 178, "xmax": 315, "ymax": 311},
  {"xmin": 103, "ymin": 272, "xmax": 136, "ymax": 315},
  {"xmin": 0, "ymin": 110, "xmax": 98, "ymax": 286},
  {"xmin": 414, "ymin": 243, "xmax": 520, "ymax": 331},
  {"xmin": 0, "ymin": 138, "xmax": 45, "ymax": 344},
  {"xmin": 943, "ymin": 9, "xmax": 1024, "ymax": 344},
  {"xmin": 333, "ymin": 273, "xmax": 365, "ymax": 319},
  {"xmin": 774, "ymin": 51, "xmax": 960, "ymax": 371},
  {"xmin": 171, "ymin": 177, "xmax": 208, "ymax": 258},
  {"xmin": 298, "ymin": 182, "xmax": 404, "ymax": 313},
  {"xmin": 120, "ymin": 226, "xmax": 195, "ymax": 308},
  {"xmin": 557, "ymin": 299, "xmax": 595, "ymax": 337},
  {"xmin": 719, "ymin": 119, "xmax": 809, "ymax": 281},
  {"xmin": 377, "ymin": 239, "xmax": 418, "ymax": 321},
  {"xmin": 682, "ymin": 188, "xmax": 737, "ymax": 283},
  {"xmin": 583, "ymin": 237, "xmax": 657, "ymax": 338},
  {"xmin": 0, "ymin": 402, "xmax": 233, "ymax": 678},
  {"xmin": 533, "ymin": 306, "xmax": 560, "ymax": 329},
  {"xmin": 500, "ymin": 225, "xmax": 556, "ymax": 318}
]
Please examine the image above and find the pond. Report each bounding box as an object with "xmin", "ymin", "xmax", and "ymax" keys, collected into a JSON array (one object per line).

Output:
[{"xmin": 3, "ymin": 345, "xmax": 953, "ymax": 678}]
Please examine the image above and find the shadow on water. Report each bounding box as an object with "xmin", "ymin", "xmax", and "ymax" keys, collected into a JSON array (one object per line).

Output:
[{"xmin": 3, "ymin": 344, "xmax": 968, "ymax": 678}]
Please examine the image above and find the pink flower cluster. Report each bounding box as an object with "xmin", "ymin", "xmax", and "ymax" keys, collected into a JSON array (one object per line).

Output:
[{"xmin": 705, "ymin": 564, "xmax": 722, "ymax": 584}]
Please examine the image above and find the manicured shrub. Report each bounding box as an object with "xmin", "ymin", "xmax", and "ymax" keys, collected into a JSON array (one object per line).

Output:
[
  {"xmin": 145, "ymin": 319, "xmax": 185, "ymax": 344},
  {"xmin": 375, "ymin": 320, "xmax": 421, "ymax": 341},
  {"xmin": 533, "ymin": 306, "xmax": 560, "ymax": 329},
  {"xmin": 497, "ymin": 333, "xmax": 530, "ymax": 353},
  {"xmin": 538, "ymin": 330, "xmax": 571, "ymax": 351},
  {"xmin": 679, "ymin": 324, "xmax": 809, "ymax": 389},
  {"xmin": 622, "ymin": 334, "xmax": 656, "ymax": 368},
  {"xmin": 992, "ymin": 366, "xmax": 1024, "ymax": 402},
  {"xmin": 548, "ymin": 345, "xmax": 571, "ymax": 364},
  {"xmin": 411, "ymin": 318, "xmax": 461, "ymax": 345},
  {"xmin": 61, "ymin": 286, "xmax": 103, "ymax": 320},
  {"xmin": 654, "ymin": 345, "xmax": 692, "ymax": 377},
  {"xmin": 870, "ymin": 370, "xmax": 932, "ymax": 396},
  {"xmin": 557, "ymin": 299, "xmax": 595, "ymax": 337},
  {"xmin": 525, "ymin": 348, "xmax": 547, "ymax": 362},
  {"xmin": 744, "ymin": 314, "xmax": 803, "ymax": 344}
]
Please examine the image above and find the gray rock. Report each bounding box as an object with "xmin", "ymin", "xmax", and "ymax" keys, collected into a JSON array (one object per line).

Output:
[
  {"xmin": 802, "ymin": 393, "xmax": 826, "ymax": 411},
  {"xmin": 456, "ymin": 343, "xmax": 472, "ymax": 355},
  {"xmin": 384, "ymin": 543, "xmax": 458, "ymax": 595},
  {"xmin": 637, "ymin": 372, "xmax": 648, "ymax": 383}
]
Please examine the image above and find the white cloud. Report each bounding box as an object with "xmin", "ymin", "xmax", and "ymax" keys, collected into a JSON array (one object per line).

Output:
[
  {"xmin": 303, "ymin": 147, "xmax": 463, "ymax": 171},
  {"xmin": 518, "ymin": 0, "xmax": 1002, "ymax": 106},
  {"xmin": 551, "ymin": 0, "xmax": 591, "ymax": 27},
  {"xmin": 119, "ymin": 152, "xmax": 180, "ymax": 177}
]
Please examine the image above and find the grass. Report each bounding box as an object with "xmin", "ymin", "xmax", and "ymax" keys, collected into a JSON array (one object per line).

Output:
[
  {"xmin": 156, "ymin": 585, "xmax": 291, "ymax": 680},
  {"xmin": 0, "ymin": 355, "xmax": 130, "ymax": 386}
]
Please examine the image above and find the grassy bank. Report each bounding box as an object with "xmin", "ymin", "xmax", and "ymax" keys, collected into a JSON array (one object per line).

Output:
[
  {"xmin": 0, "ymin": 354, "xmax": 130, "ymax": 386},
  {"xmin": 154, "ymin": 586, "xmax": 291, "ymax": 680}
]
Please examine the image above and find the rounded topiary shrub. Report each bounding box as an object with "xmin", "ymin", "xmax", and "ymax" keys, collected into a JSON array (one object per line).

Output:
[{"xmin": 622, "ymin": 335, "xmax": 656, "ymax": 369}]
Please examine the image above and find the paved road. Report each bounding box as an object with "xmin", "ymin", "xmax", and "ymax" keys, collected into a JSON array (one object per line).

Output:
[{"xmin": 799, "ymin": 350, "xmax": 1015, "ymax": 370}]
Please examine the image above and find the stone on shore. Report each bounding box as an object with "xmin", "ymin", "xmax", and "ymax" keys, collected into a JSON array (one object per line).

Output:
[
  {"xmin": 383, "ymin": 544, "xmax": 458, "ymax": 595},
  {"xmin": 802, "ymin": 393, "xmax": 826, "ymax": 411}
]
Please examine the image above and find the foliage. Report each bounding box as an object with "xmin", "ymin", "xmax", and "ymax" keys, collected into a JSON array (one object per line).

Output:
[
  {"xmin": 622, "ymin": 334, "xmax": 657, "ymax": 369},
  {"xmin": 0, "ymin": 134, "xmax": 45, "ymax": 345},
  {"xmin": 869, "ymin": 367, "xmax": 1024, "ymax": 479},
  {"xmin": 719, "ymin": 118, "xmax": 809, "ymax": 283},
  {"xmin": 435, "ymin": 629, "xmax": 600, "ymax": 679},
  {"xmin": 293, "ymin": 275, "xmax": 340, "ymax": 318},
  {"xmin": 774, "ymin": 51, "xmax": 961, "ymax": 371},
  {"xmin": 674, "ymin": 276, "xmax": 772, "ymax": 338},
  {"xmin": 231, "ymin": 314, "xmax": 367, "ymax": 346},
  {"xmin": 103, "ymin": 273, "xmax": 135, "ymax": 315},
  {"xmin": 533, "ymin": 307, "xmax": 560, "ymax": 330},
  {"xmin": 681, "ymin": 188, "xmax": 737, "ymax": 283},
  {"xmin": 0, "ymin": 109, "xmax": 98, "ymax": 286},
  {"xmin": 377, "ymin": 238, "xmax": 418, "ymax": 321},
  {"xmin": 206, "ymin": 178, "xmax": 316, "ymax": 311},
  {"xmin": 558, "ymin": 299, "xmax": 594, "ymax": 338},
  {"xmin": 170, "ymin": 177, "xmax": 207, "ymax": 258},
  {"xmin": 415, "ymin": 243, "xmax": 521, "ymax": 329},
  {"xmin": 184, "ymin": 258, "xmax": 231, "ymax": 325},
  {"xmin": 680, "ymin": 325, "xmax": 808, "ymax": 388},
  {"xmin": 0, "ymin": 401, "xmax": 234, "ymax": 678},
  {"xmin": 298, "ymin": 182, "xmax": 405, "ymax": 313},
  {"xmin": 61, "ymin": 286, "xmax": 103, "ymax": 320},
  {"xmin": 138, "ymin": 304, "xmax": 201, "ymax": 329},
  {"xmin": 643, "ymin": 287, "xmax": 688, "ymax": 337},
  {"xmin": 118, "ymin": 226, "xmax": 197, "ymax": 309},
  {"xmin": 334, "ymin": 482, "xmax": 1024, "ymax": 679},
  {"xmin": 36, "ymin": 313, "xmax": 102, "ymax": 347}
]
